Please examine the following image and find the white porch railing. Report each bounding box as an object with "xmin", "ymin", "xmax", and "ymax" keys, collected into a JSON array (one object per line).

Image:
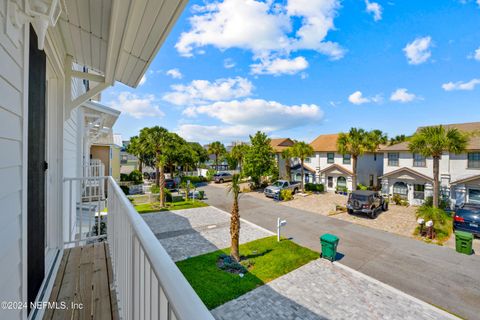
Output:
[{"xmin": 107, "ymin": 177, "xmax": 214, "ymax": 320}]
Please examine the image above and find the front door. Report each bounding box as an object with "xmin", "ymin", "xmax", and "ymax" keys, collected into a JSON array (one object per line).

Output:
[{"xmin": 27, "ymin": 25, "xmax": 47, "ymax": 309}]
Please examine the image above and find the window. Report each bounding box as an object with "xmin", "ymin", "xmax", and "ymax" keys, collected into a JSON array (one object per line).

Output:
[
  {"xmin": 413, "ymin": 153, "xmax": 426, "ymax": 167},
  {"xmin": 327, "ymin": 152, "xmax": 334, "ymax": 164},
  {"xmin": 413, "ymin": 184, "xmax": 425, "ymax": 200},
  {"xmin": 343, "ymin": 154, "xmax": 351, "ymax": 165},
  {"xmin": 468, "ymin": 152, "xmax": 480, "ymax": 169},
  {"xmin": 374, "ymin": 153, "xmax": 377, "ymax": 161},
  {"xmin": 468, "ymin": 188, "xmax": 480, "ymax": 204},
  {"xmin": 337, "ymin": 176, "xmax": 347, "ymax": 188},
  {"xmin": 388, "ymin": 153, "xmax": 399, "ymax": 166},
  {"xmin": 393, "ymin": 182, "xmax": 408, "ymax": 198}
]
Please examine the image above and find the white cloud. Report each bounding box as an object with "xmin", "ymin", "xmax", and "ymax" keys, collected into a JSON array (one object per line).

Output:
[
  {"xmin": 166, "ymin": 68, "xmax": 183, "ymax": 79},
  {"xmin": 179, "ymin": 98, "xmax": 324, "ymax": 141},
  {"xmin": 403, "ymin": 36, "xmax": 432, "ymax": 65},
  {"xmin": 348, "ymin": 91, "xmax": 383, "ymax": 105},
  {"xmin": 250, "ymin": 56, "xmax": 309, "ymax": 75},
  {"xmin": 390, "ymin": 88, "xmax": 419, "ymax": 103},
  {"xmin": 163, "ymin": 77, "xmax": 253, "ymax": 106},
  {"xmin": 365, "ymin": 0, "xmax": 382, "ymax": 21},
  {"xmin": 472, "ymin": 47, "xmax": 480, "ymax": 61},
  {"xmin": 176, "ymin": 0, "xmax": 344, "ymax": 74},
  {"xmin": 442, "ymin": 78, "xmax": 480, "ymax": 91},
  {"xmin": 139, "ymin": 74, "xmax": 147, "ymax": 86},
  {"xmin": 110, "ymin": 92, "xmax": 164, "ymax": 119},
  {"xmin": 223, "ymin": 58, "xmax": 236, "ymax": 69}
]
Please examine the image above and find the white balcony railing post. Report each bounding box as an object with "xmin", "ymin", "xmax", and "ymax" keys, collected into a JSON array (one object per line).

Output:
[{"xmin": 106, "ymin": 177, "xmax": 214, "ymax": 320}]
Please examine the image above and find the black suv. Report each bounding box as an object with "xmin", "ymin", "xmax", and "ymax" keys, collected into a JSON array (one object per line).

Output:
[{"xmin": 347, "ymin": 190, "xmax": 388, "ymax": 219}]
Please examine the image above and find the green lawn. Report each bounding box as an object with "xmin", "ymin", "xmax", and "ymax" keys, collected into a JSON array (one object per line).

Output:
[
  {"xmin": 134, "ymin": 200, "xmax": 209, "ymax": 214},
  {"xmin": 176, "ymin": 236, "xmax": 319, "ymax": 309}
]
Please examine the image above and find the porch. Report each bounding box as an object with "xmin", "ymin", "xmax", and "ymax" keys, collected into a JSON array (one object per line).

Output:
[
  {"xmin": 43, "ymin": 242, "xmax": 118, "ymax": 320},
  {"xmin": 40, "ymin": 176, "xmax": 214, "ymax": 320}
]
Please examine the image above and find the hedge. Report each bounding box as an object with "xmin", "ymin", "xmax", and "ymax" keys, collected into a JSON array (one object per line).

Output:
[{"xmin": 305, "ymin": 183, "xmax": 324, "ymax": 192}]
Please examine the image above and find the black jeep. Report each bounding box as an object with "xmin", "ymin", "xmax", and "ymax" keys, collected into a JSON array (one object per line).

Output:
[{"xmin": 346, "ymin": 190, "xmax": 388, "ymax": 219}]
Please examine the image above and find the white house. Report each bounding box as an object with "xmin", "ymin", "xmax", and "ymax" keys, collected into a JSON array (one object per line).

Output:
[
  {"xmin": 0, "ymin": 1, "xmax": 212, "ymax": 320},
  {"xmin": 306, "ymin": 133, "xmax": 384, "ymax": 192},
  {"xmin": 380, "ymin": 122, "xmax": 480, "ymax": 206}
]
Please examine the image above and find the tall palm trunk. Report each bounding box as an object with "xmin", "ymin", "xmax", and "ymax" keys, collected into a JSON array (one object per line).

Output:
[
  {"xmin": 285, "ymin": 159, "xmax": 291, "ymax": 181},
  {"xmin": 155, "ymin": 165, "xmax": 160, "ymax": 186},
  {"xmin": 300, "ymin": 159, "xmax": 305, "ymax": 192},
  {"xmin": 138, "ymin": 159, "xmax": 143, "ymax": 173},
  {"xmin": 352, "ymin": 155, "xmax": 358, "ymax": 191},
  {"xmin": 159, "ymin": 165, "xmax": 166, "ymax": 207},
  {"xmin": 230, "ymin": 196, "xmax": 240, "ymax": 261},
  {"xmin": 433, "ymin": 156, "xmax": 440, "ymax": 208}
]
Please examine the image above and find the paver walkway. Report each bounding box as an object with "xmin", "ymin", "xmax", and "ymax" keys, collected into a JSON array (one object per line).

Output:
[
  {"xmin": 142, "ymin": 206, "xmax": 271, "ymax": 261},
  {"xmin": 212, "ymin": 258, "xmax": 455, "ymax": 320}
]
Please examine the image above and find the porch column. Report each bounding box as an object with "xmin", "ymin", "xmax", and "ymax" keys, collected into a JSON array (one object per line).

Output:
[
  {"xmin": 454, "ymin": 185, "xmax": 466, "ymax": 207},
  {"xmin": 381, "ymin": 178, "xmax": 389, "ymax": 195}
]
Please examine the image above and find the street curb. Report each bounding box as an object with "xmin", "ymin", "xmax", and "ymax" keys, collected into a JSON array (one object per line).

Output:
[
  {"xmin": 332, "ymin": 261, "xmax": 460, "ymax": 319},
  {"xmin": 209, "ymin": 205, "xmax": 276, "ymax": 236}
]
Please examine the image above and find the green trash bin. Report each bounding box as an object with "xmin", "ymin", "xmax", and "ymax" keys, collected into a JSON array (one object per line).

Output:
[
  {"xmin": 320, "ymin": 234, "xmax": 339, "ymax": 261},
  {"xmin": 455, "ymin": 231, "xmax": 473, "ymax": 255}
]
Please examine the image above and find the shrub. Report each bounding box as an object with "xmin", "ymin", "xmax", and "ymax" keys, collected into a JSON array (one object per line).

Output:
[
  {"xmin": 128, "ymin": 170, "xmax": 143, "ymax": 184},
  {"xmin": 357, "ymin": 183, "xmax": 368, "ymax": 191},
  {"xmin": 206, "ymin": 169, "xmax": 216, "ymax": 181},
  {"xmin": 149, "ymin": 185, "xmax": 172, "ymax": 202},
  {"xmin": 424, "ymin": 196, "xmax": 449, "ymax": 210},
  {"xmin": 305, "ymin": 183, "xmax": 324, "ymax": 192},
  {"xmin": 150, "ymin": 184, "xmax": 160, "ymax": 194},
  {"xmin": 392, "ymin": 194, "xmax": 409, "ymax": 206},
  {"xmin": 280, "ymin": 189, "xmax": 293, "ymax": 201},
  {"xmin": 416, "ymin": 205, "xmax": 452, "ymax": 241},
  {"xmin": 120, "ymin": 173, "xmax": 129, "ymax": 182},
  {"xmin": 120, "ymin": 185, "xmax": 130, "ymax": 195},
  {"xmin": 181, "ymin": 176, "xmax": 206, "ymax": 184}
]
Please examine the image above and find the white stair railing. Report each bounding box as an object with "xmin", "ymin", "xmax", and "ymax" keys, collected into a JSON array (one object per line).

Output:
[{"xmin": 107, "ymin": 177, "xmax": 214, "ymax": 320}]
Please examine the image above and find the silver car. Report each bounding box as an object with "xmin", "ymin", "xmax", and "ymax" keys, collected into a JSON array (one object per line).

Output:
[{"xmin": 213, "ymin": 172, "xmax": 233, "ymax": 183}]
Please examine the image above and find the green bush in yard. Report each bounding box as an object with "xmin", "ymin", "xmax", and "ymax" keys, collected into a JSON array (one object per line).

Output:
[
  {"xmin": 120, "ymin": 173, "xmax": 129, "ymax": 181},
  {"xmin": 305, "ymin": 183, "xmax": 324, "ymax": 192},
  {"xmin": 120, "ymin": 185, "xmax": 130, "ymax": 195},
  {"xmin": 128, "ymin": 170, "xmax": 143, "ymax": 184},
  {"xmin": 181, "ymin": 176, "xmax": 206, "ymax": 184},
  {"xmin": 357, "ymin": 183, "xmax": 368, "ymax": 190},
  {"xmin": 416, "ymin": 204, "xmax": 452, "ymax": 241},
  {"xmin": 280, "ymin": 189, "xmax": 293, "ymax": 201},
  {"xmin": 206, "ymin": 168, "xmax": 216, "ymax": 181}
]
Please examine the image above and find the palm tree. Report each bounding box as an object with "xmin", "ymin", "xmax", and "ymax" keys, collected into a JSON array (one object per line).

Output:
[
  {"xmin": 291, "ymin": 142, "xmax": 314, "ymax": 192},
  {"xmin": 208, "ymin": 141, "xmax": 226, "ymax": 171},
  {"xmin": 281, "ymin": 147, "xmax": 293, "ymax": 181},
  {"xmin": 139, "ymin": 126, "xmax": 170, "ymax": 207},
  {"xmin": 227, "ymin": 174, "xmax": 241, "ymax": 261},
  {"xmin": 409, "ymin": 126, "xmax": 468, "ymax": 208},
  {"xmin": 126, "ymin": 136, "xmax": 143, "ymax": 172},
  {"xmin": 231, "ymin": 143, "xmax": 249, "ymax": 175},
  {"xmin": 337, "ymin": 128, "xmax": 374, "ymax": 191},
  {"xmin": 389, "ymin": 134, "xmax": 408, "ymax": 146}
]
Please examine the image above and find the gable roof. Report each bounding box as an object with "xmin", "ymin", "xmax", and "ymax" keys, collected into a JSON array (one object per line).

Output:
[
  {"xmin": 380, "ymin": 167, "xmax": 433, "ymax": 182},
  {"xmin": 451, "ymin": 174, "xmax": 480, "ymax": 185},
  {"xmin": 270, "ymin": 138, "xmax": 295, "ymax": 152},
  {"xmin": 310, "ymin": 134, "xmax": 339, "ymax": 152},
  {"xmin": 319, "ymin": 164, "xmax": 354, "ymax": 176},
  {"xmin": 380, "ymin": 122, "xmax": 480, "ymax": 151},
  {"xmin": 290, "ymin": 163, "xmax": 316, "ymax": 173}
]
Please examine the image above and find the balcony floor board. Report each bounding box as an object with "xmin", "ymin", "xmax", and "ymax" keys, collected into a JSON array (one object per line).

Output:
[{"xmin": 44, "ymin": 242, "xmax": 118, "ymax": 320}]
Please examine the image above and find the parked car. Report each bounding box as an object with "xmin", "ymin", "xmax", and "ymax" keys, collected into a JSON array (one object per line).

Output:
[
  {"xmin": 164, "ymin": 179, "xmax": 177, "ymax": 190},
  {"xmin": 213, "ymin": 172, "xmax": 233, "ymax": 183},
  {"xmin": 347, "ymin": 190, "xmax": 388, "ymax": 219},
  {"xmin": 454, "ymin": 204, "xmax": 480, "ymax": 237},
  {"xmin": 264, "ymin": 180, "xmax": 300, "ymax": 198}
]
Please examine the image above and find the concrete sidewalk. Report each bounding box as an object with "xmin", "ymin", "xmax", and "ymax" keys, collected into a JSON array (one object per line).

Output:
[{"xmin": 202, "ymin": 184, "xmax": 480, "ymax": 319}]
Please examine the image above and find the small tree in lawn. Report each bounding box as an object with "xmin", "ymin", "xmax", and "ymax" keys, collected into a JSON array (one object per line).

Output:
[
  {"xmin": 409, "ymin": 126, "xmax": 468, "ymax": 208},
  {"xmin": 281, "ymin": 147, "xmax": 293, "ymax": 181},
  {"xmin": 208, "ymin": 141, "xmax": 226, "ymax": 171},
  {"xmin": 291, "ymin": 142, "xmax": 314, "ymax": 192},
  {"xmin": 243, "ymin": 132, "xmax": 276, "ymax": 188},
  {"xmin": 228, "ymin": 174, "xmax": 241, "ymax": 262}
]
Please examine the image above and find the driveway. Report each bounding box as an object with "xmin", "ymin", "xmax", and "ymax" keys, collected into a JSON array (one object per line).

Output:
[
  {"xmin": 201, "ymin": 184, "xmax": 480, "ymax": 320},
  {"xmin": 213, "ymin": 259, "xmax": 455, "ymax": 320}
]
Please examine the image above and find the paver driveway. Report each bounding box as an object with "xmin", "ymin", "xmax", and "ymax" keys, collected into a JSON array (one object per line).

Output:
[
  {"xmin": 201, "ymin": 184, "xmax": 480, "ymax": 320},
  {"xmin": 142, "ymin": 206, "xmax": 271, "ymax": 261},
  {"xmin": 212, "ymin": 259, "xmax": 455, "ymax": 320}
]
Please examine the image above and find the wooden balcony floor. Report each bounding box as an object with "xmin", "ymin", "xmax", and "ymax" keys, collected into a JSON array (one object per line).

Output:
[{"xmin": 44, "ymin": 242, "xmax": 118, "ymax": 320}]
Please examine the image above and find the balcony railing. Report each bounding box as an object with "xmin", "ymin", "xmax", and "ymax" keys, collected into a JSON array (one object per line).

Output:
[{"xmin": 62, "ymin": 175, "xmax": 213, "ymax": 320}]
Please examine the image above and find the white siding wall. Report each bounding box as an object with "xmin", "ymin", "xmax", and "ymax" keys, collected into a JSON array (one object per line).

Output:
[{"xmin": 0, "ymin": 2, "xmax": 28, "ymax": 318}]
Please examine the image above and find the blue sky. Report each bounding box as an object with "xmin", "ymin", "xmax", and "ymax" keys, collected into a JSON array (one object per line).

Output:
[{"xmin": 103, "ymin": 0, "xmax": 480, "ymax": 144}]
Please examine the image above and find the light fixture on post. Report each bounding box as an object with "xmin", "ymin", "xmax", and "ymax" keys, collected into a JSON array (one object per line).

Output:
[{"xmin": 8, "ymin": 0, "xmax": 62, "ymax": 50}]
